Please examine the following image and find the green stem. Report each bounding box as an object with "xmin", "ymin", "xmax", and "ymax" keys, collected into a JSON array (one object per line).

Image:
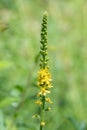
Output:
[
  {"xmin": 40, "ymin": 125, "xmax": 42, "ymax": 130},
  {"xmin": 39, "ymin": 96, "xmax": 45, "ymax": 130}
]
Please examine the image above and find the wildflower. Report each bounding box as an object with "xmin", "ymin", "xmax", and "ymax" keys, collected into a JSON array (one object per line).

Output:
[
  {"xmin": 45, "ymin": 107, "xmax": 51, "ymax": 111},
  {"xmin": 41, "ymin": 121, "xmax": 45, "ymax": 126},
  {"xmin": 47, "ymin": 107, "xmax": 51, "ymax": 110},
  {"xmin": 45, "ymin": 97, "xmax": 53, "ymax": 103},
  {"xmin": 38, "ymin": 68, "xmax": 52, "ymax": 89},
  {"xmin": 35, "ymin": 100, "xmax": 42, "ymax": 105},
  {"xmin": 34, "ymin": 11, "xmax": 53, "ymax": 130},
  {"xmin": 37, "ymin": 88, "xmax": 50, "ymax": 97}
]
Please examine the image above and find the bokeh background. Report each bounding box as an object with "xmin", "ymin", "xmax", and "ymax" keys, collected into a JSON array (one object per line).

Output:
[{"xmin": 0, "ymin": 0, "xmax": 87, "ymax": 130}]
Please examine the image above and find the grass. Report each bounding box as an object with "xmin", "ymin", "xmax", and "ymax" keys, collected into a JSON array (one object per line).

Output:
[{"xmin": 0, "ymin": 0, "xmax": 87, "ymax": 130}]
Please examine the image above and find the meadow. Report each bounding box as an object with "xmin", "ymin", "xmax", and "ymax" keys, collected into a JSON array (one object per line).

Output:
[{"xmin": 0, "ymin": 0, "xmax": 87, "ymax": 130}]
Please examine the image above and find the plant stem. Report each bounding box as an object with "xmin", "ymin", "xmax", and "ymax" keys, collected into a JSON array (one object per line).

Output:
[
  {"xmin": 40, "ymin": 125, "xmax": 42, "ymax": 130},
  {"xmin": 40, "ymin": 96, "xmax": 45, "ymax": 130}
]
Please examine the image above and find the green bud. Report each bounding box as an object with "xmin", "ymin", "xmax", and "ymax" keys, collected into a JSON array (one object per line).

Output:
[
  {"xmin": 39, "ymin": 11, "xmax": 49, "ymax": 69},
  {"xmin": 45, "ymin": 107, "xmax": 51, "ymax": 111}
]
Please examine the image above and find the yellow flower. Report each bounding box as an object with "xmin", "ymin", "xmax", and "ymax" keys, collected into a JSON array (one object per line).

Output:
[
  {"xmin": 38, "ymin": 68, "xmax": 52, "ymax": 89},
  {"xmin": 37, "ymin": 87, "xmax": 51, "ymax": 96},
  {"xmin": 45, "ymin": 97, "xmax": 52, "ymax": 103},
  {"xmin": 45, "ymin": 107, "xmax": 51, "ymax": 111},
  {"xmin": 41, "ymin": 121, "xmax": 45, "ymax": 126},
  {"xmin": 41, "ymin": 87, "xmax": 50, "ymax": 95},
  {"xmin": 35, "ymin": 100, "xmax": 42, "ymax": 105},
  {"xmin": 48, "ymin": 107, "xmax": 51, "ymax": 110}
]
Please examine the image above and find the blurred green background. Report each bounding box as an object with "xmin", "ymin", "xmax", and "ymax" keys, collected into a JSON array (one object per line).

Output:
[{"xmin": 0, "ymin": 0, "xmax": 87, "ymax": 130}]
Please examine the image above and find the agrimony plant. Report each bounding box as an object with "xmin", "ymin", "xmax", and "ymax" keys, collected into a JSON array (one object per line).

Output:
[{"xmin": 33, "ymin": 11, "xmax": 53, "ymax": 130}]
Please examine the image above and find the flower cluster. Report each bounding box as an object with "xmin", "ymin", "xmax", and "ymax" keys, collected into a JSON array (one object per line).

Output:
[
  {"xmin": 35, "ymin": 68, "xmax": 53, "ymax": 105},
  {"xmin": 38, "ymin": 68, "xmax": 52, "ymax": 94}
]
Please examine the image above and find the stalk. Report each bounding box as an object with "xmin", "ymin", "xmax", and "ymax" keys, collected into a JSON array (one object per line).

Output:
[{"xmin": 40, "ymin": 96, "xmax": 45, "ymax": 130}]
